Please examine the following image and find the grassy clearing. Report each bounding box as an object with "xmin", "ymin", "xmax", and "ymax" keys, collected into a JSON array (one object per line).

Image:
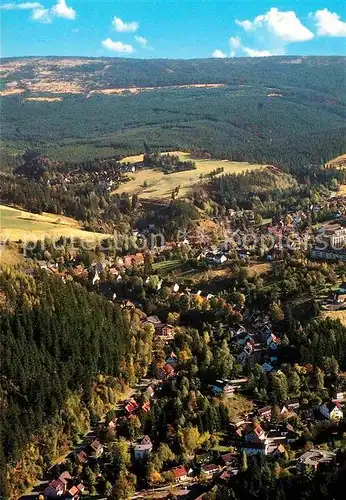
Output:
[
  {"xmin": 322, "ymin": 310, "xmax": 346, "ymax": 326},
  {"xmin": 153, "ymin": 259, "xmax": 182, "ymax": 275},
  {"xmin": 0, "ymin": 204, "xmax": 108, "ymax": 242},
  {"xmin": 116, "ymin": 151, "xmax": 266, "ymax": 199}
]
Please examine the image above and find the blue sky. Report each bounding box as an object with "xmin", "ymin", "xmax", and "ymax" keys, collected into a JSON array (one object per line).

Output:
[{"xmin": 1, "ymin": 0, "xmax": 346, "ymax": 58}]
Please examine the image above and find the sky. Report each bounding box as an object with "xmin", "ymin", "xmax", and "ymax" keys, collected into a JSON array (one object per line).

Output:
[{"xmin": 1, "ymin": 0, "xmax": 346, "ymax": 58}]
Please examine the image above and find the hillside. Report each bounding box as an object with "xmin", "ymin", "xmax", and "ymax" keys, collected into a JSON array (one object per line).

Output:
[{"xmin": 1, "ymin": 56, "xmax": 345, "ymax": 167}]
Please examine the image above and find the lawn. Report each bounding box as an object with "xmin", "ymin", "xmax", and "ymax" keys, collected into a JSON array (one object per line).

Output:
[
  {"xmin": 153, "ymin": 259, "xmax": 183, "ymax": 275},
  {"xmin": 0, "ymin": 204, "xmax": 108, "ymax": 242},
  {"xmin": 322, "ymin": 310, "xmax": 346, "ymax": 326},
  {"xmin": 116, "ymin": 151, "xmax": 266, "ymax": 199}
]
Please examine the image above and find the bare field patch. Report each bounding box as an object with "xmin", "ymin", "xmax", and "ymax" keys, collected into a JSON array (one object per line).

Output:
[
  {"xmin": 116, "ymin": 151, "xmax": 266, "ymax": 199},
  {"xmin": 24, "ymin": 97, "xmax": 63, "ymax": 103}
]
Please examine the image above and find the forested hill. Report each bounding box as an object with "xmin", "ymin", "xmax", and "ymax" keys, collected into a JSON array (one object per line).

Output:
[
  {"xmin": 1, "ymin": 56, "xmax": 345, "ymax": 93},
  {"xmin": 1, "ymin": 56, "xmax": 345, "ymax": 166}
]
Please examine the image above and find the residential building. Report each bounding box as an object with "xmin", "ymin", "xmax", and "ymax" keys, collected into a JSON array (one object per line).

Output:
[
  {"xmin": 171, "ymin": 466, "xmax": 188, "ymax": 482},
  {"xmin": 297, "ymin": 449, "xmax": 336, "ymax": 471},
  {"xmin": 201, "ymin": 464, "xmax": 220, "ymax": 476},
  {"xmin": 257, "ymin": 406, "xmax": 272, "ymax": 421},
  {"xmin": 319, "ymin": 402, "xmax": 343, "ymax": 421},
  {"xmin": 88, "ymin": 439, "xmax": 103, "ymax": 457},
  {"xmin": 133, "ymin": 436, "xmax": 153, "ymax": 460}
]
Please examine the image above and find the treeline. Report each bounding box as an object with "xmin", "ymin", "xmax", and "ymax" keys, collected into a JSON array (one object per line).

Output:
[
  {"xmin": 2, "ymin": 72, "xmax": 346, "ymax": 167},
  {"xmin": 215, "ymin": 451, "xmax": 346, "ymax": 500},
  {"xmin": 0, "ymin": 270, "xmax": 134, "ymax": 476},
  {"xmin": 143, "ymin": 152, "xmax": 196, "ymax": 174},
  {"xmin": 206, "ymin": 166, "xmax": 344, "ymax": 214}
]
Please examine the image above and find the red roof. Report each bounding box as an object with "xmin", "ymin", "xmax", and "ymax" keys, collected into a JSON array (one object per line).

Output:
[
  {"xmin": 142, "ymin": 401, "xmax": 151, "ymax": 412},
  {"xmin": 125, "ymin": 400, "xmax": 139, "ymax": 413},
  {"xmin": 171, "ymin": 466, "xmax": 188, "ymax": 478},
  {"xmin": 49, "ymin": 479, "xmax": 65, "ymax": 491},
  {"xmin": 163, "ymin": 363, "xmax": 175, "ymax": 375},
  {"xmin": 67, "ymin": 486, "xmax": 79, "ymax": 497}
]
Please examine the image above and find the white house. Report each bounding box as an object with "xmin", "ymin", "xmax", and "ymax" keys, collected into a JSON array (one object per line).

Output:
[
  {"xmin": 319, "ymin": 402, "xmax": 343, "ymax": 421},
  {"xmin": 133, "ymin": 436, "xmax": 153, "ymax": 460}
]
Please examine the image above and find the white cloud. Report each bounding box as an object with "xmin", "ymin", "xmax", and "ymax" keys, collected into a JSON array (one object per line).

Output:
[
  {"xmin": 135, "ymin": 35, "xmax": 148, "ymax": 47},
  {"xmin": 312, "ymin": 9, "xmax": 346, "ymax": 37},
  {"xmin": 101, "ymin": 38, "xmax": 135, "ymax": 54},
  {"xmin": 0, "ymin": 2, "xmax": 42, "ymax": 9},
  {"xmin": 51, "ymin": 0, "xmax": 76, "ymax": 20},
  {"xmin": 31, "ymin": 6, "xmax": 51, "ymax": 23},
  {"xmin": 237, "ymin": 7, "xmax": 314, "ymax": 42},
  {"xmin": 242, "ymin": 47, "xmax": 273, "ymax": 57},
  {"xmin": 112, "ymin": 16, "xmax": 138, "ymax": 33},
  {"xmin": 235, "ymin": 19, "xmax": 254, "ymax": 32},
  {"xmin": 1, "ymin": 1, "xmax": 77, "ymax": 23},
  {"xmin": 212, "ymin": 49, "xmax": 227, "ymax": 58},
  {"xmin": 229, "ymin": 36, "xmax": 241, "ymax": 49}
]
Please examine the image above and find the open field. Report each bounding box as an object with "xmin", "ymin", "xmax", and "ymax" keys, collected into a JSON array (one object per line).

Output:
[
  {"xmin": 322, "ymin": 310, "xmax": 346, "ymax": 326},
  {"xmin": 116, "ymin": 152, "xmax": 266, "ymax": 199},
  {"xmin": 0, "ymin": 205, "xmax": 108, "ymax": 242}
]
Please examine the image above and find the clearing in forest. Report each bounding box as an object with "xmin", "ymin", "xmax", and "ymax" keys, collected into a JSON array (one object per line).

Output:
[
  {"xmin": 0, "ymin": 204, "xmax": 108, "ymax": 242},
  {"xmin": 115, "ymin": 151, "xmax": 266, "ymax": 199}
]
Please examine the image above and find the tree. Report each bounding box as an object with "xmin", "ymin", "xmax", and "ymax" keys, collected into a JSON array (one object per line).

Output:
[
  {"xmin": 179, "ymin": 427, "xmax": 200, "ymax": 455},
  {"xmin": 271, "ymin": 373, "xmax": 288, "ymax": 402},
  {"xmin": 109, "ymin": 469, "xmax": 136, "ymax": 500}
]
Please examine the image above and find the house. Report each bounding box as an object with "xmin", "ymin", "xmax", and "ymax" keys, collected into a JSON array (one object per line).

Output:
[
  {"xmin": 171, "ymin": 466, "xmax": 188, "ymax": 482},
  {"xmin": 157, "ymin": 363, "xmax": 176, "ymax": 379},
  {"xmin": 123, "ymin": 253, "xmax": 145, "ymax": 267},
  {"xmin": 265, "ymin": 443, "xmax": 286, "ymax": 457},
  {"xmin": 281, "ymin": 398, "xmax": 300, "ymax": 413},
  {"xmin": 221, "ymin": 453, "xmax": 235, "ymax": 466},
  {"xmin": 145, "ymin": 384, "xmax": 156, "ymax": 399},
  {"xmin": 166, "ymin": 352, "xmax": 178, "ymax": 366},
  {"xmin": 297, "ymin": 449, "xmax": 336, "ymax": 471},
  {"xmin": 245, "ymin": 425, "xmax": 266, "ymax": 444},
  {"xmin": 266, "ymin": 334, "xmax": 280, "ymax": 350},
  {"xmin": 76, "ymin": 450, "xmax": 88, "ymax": 464},
  {"xmin": 212, "ymin": 380, "xmax": 236, "ymax": 397},
  {"xmin": 88, "ymin": 439, "xmax": 103, "ymax": 457},
  {"xmin": 262, "ymin": 361, "xmax": 274, "ymax": 373},
  {"xmin": 43, "ymin": 479, "xmax": 66, "ymax": 498},
  {"xmin": 133, "ymin": 436, "xmax": 153, "ymax": 460},
  {"xmin": 257, "ymin": 406, "xmax": 272, "ymax": 421},
  {"xmin": 201, "ymin": 464, "xmax": 220, "ymax": 476},
  {"xmin": 141, "ymin": 401, "xmax": 151, "ymax": 412},
  {"xmin": 319, "ymin": 401, "xmax": 343, "ymax": 421},
  {"xmin": 331, "ymin": 387, "xmax": 346, "ymax": 401},
  {"xmin": 155, "ymin": 323, "xmax": 174, "ymax": 337},
  {"xmin": 125, "ymin": 400, "xmax": 139, "ymax": 414},
  {"xmin": 65, "ymin": 486, "xmax": 80, "ymax": 499}
]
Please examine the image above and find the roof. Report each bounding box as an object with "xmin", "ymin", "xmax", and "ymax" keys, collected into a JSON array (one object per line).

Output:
[
  {"xmin": 258, "ymin": 406, "xmax": 272, "ymax": 415},
  {"xmin": 163, "ymin": 363, "xmax": 175, "ymax": 375},
  {"xmin": 221, "ymin": 453, "xmax": 234, "ymax": 464},
  {"xmin": 90, "ymin": 439, "xmax": 102, "ymax": 450},
  {"xmin": 201, "ymin": 463, "xmax": 219, "ymax": 472},
  {"xmin": 171, "ymin": 466, "xmax": 188, "ymax": 478},
  {"xmin": 67, "ymin": 486, "xmax": 79, "ymax": 497},
  {"xmin": 48, "ymin": 479, "xmax": 65, "ymax": 491},
  {"xmin": 76, "ymin": 450, "xmax": 88, "ymax": 462}
]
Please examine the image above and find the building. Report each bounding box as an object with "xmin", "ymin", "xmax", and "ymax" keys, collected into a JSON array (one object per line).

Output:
[
  {"xmin": 157, "ymin": 363, "xmax": 176, "ymax": 380},
  {"xmin": 43, "ymin": 478, "xmax": 67, "ymax": 498},
  {"xmin": 171, "ymin": 466, "xmax": 188, "ymax": 482},
  {"xmin": 257, "ymin": 406, "xmax": 272, "ymax": 421},
  {"xmin": 297, "ymin": 449, "xmax": 336, "ymax": 471},
  {"xmin": 88, "ymin": 439, "xmax": 104, "ymax": 457},
  {"xmin": 319, "ymin": 402, "xmax": 343, "ymax": 421},
  {"xmin": 201, "ymin": 464, "xmax": 220, "ymax": 476},
  {"xmin": 133, "ymin": 436, "xmax": 153, "ymax": 460},
  {"xmin": 212, "ymin": 380, "xmax": 236, "ymax": 397},
  {"xmin": 245, "ymin": 425, "xmax": 266, "ymax": 444}
]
